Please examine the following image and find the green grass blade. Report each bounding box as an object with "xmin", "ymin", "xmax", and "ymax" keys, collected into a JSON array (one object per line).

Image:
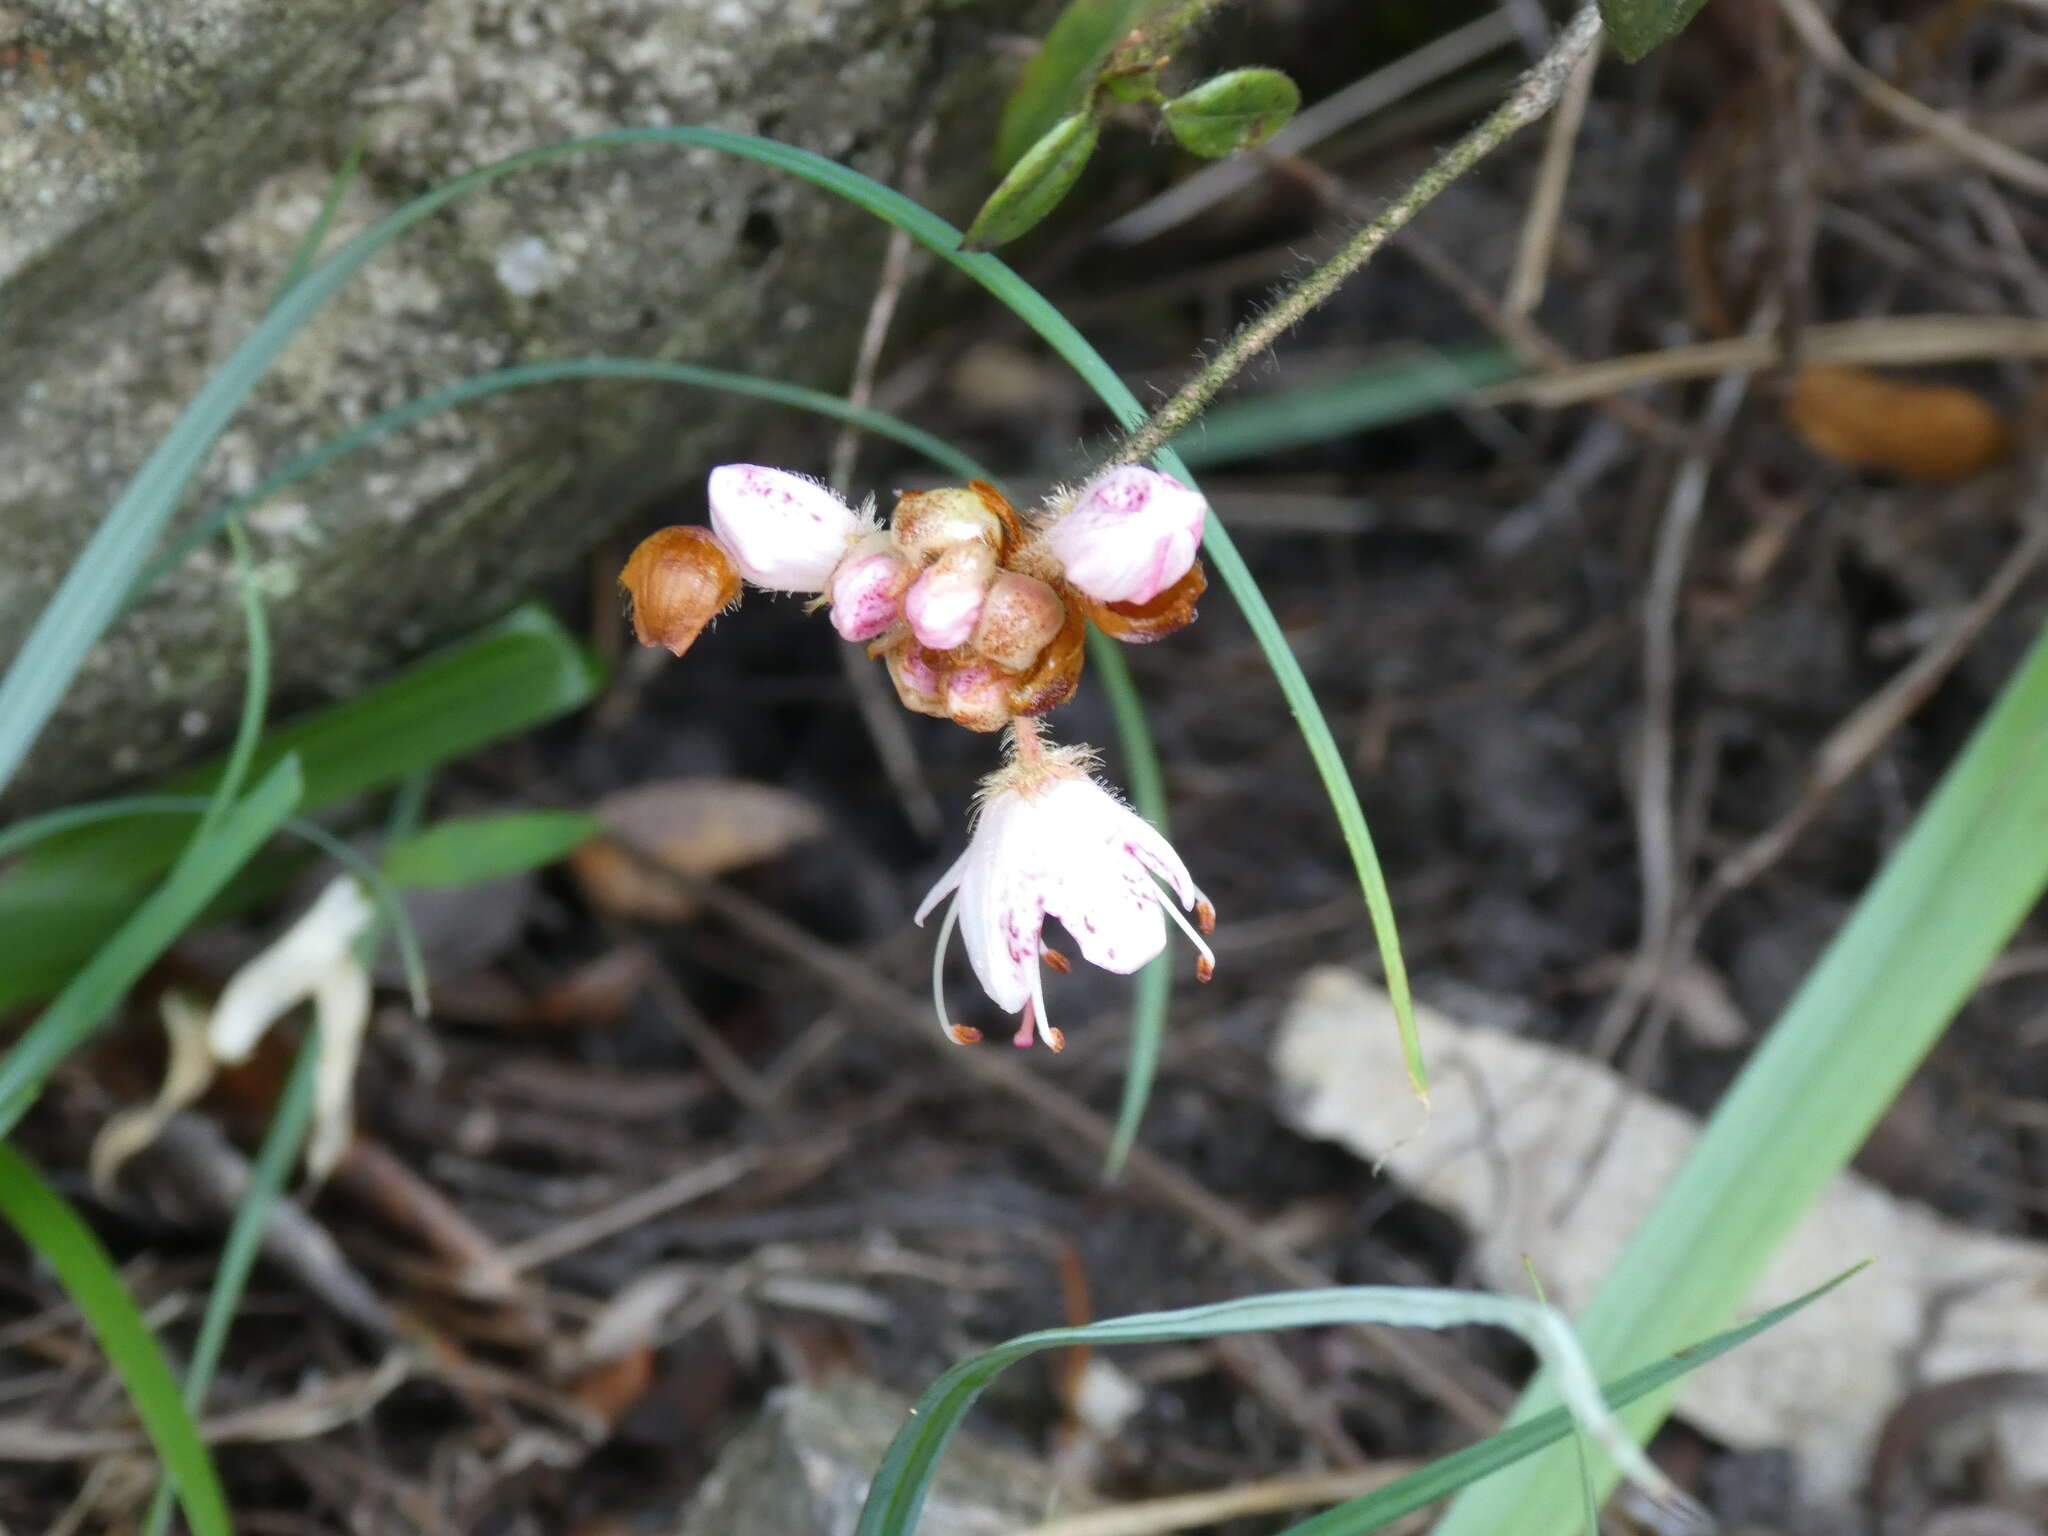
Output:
[
  {"xmin": 1435, "ymin": 621, "xmax": 2048, "ymax": 1533},
  {"xmin": 0, "ymin": 755, "xmax": 304, "ymax": 1134},
  {"xmin": 136, "ymin": 360, "xmax": 983, "ymax": 599},
  {"xmin": 994, "ymin": 0, "xmax": 1142, "ymax": 169},
  {"xmin": 383, "ymin": 810, "xmax": 602, "ymax": 888},
  {"xmin": 271, "ymin": 132, "xmax": 368, "ymax": 303},
  {"xmin": 140, "ymin": 1026, "xmax": 322, "ymax": 1536},
  {"xmin": 1173, "ymin": 344, "xmax": 1521, "ymax": 468},
  {"xmin": 1091, "ymin": 631, "xmax": 1173, "ymax": 1177},
  {"xmin": 853, "ymin": 1281, "xmax": 1736, "ymax": 1536},
  {"xmin": 195, "ymin": 522, "xmax": 270, "ymax": 843},
  {"xmin": 9, "ymin": 121, "xmax": 1407, "ymax": 1090},
  {"xmin": 0, "ymin": 1144, "xmax": 233, "ymax": 1536},
  {"xmin": 21, "ymin": 607, "xmax": 591, "ymax": 881},
  {"xmin": 1272, "ymin": 1268, "xmax": 1859, "ymax": 1535}
]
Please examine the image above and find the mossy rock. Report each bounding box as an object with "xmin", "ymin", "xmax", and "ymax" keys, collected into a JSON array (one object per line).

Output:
[{"xmin": 0, "ymin": 0, "xmax": 1028, "ymax": 804}]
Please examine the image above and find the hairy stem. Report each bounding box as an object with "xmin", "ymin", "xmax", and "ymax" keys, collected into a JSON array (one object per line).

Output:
[{"xmin": 1105, "ymin": 2, "xmax": 1604, "ymax": 470}]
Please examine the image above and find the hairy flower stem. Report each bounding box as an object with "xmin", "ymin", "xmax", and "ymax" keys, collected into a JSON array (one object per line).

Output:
[{"xmin": 1105, "ymin": 2, "xmax": 1604, "ymax": 471}]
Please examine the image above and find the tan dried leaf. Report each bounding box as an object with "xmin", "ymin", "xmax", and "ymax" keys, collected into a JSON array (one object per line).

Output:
[
  {"xmin": 1785, "ymin": 365, "xmax": 2010, "ymax": 482},
  {"xmin": 571, "ymin": 779, "xmax": 828, "ymax": 921}
]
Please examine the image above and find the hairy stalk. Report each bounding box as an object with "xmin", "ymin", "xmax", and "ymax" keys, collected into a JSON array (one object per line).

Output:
[{"xmin": 1106, "ymin": 2, "xmax": 1604, "ymax": 469}]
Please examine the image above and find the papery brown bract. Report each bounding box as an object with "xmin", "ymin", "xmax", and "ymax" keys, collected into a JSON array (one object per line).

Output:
[
  {"xmin": 892, "ymin": 484, "xmax": 1010, "ymax": 563},
  {"xmin": 619, "ymin": 526, "xmax": 742, "ymax": 657},
  {"xmin": 1081, "ymin": 560, "xmax": 1205, "ymax": 644},
  {"xmin": 1007, "ymin": 600, "xmax": 1087, "ymax": 716}
]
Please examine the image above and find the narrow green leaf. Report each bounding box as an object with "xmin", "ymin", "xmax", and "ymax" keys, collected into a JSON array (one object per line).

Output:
[
  {"xmin": 0, "ymin": 606, "xmax": 599, "ymax": 1008},
  {"xmin": 854, "ymin": 1275, "xmax": 1857, "ymax": 1536},
  {"xmin": 962, "ymin": 113, "xmax": 1100, "ymax": 251},
  {"xmin": 384, "ymin": 810, "xmax": 602, "ymax": 889},
  {"xmin": 0, "ymin": 1146, "xmax": 233, "ymax": 1536},
  {"xmin": 1090, "ymin": 630, "xmax": 1173, "ymax": 1178},
  {"xmin": 141, "ymin": 1027, "xmax": 322, "ymax": 1536},
  {"xmin": 994, "ymin": 0, "xmax": 1143, "ymax": 169},
  {"xmin": 1599, "ymin": 0, "xmax": 1709, "ymax": 62},
  {"xmin": 1437, "ymin": 620, "xmax": 2048, "ymax": 1533},
  {"xmin": 0, "ymin": 754, "xmax": 304, "ymax": 1134},
  {"xmin": 1274, "ymin": 1268, "xmax": 1860, "ymax": 1534},
  {"xmin": 138, "ymin": 360, "xmax": 980, "ymax": 599},
  {"xmin": 1174, "ymin": 345, "xmax": 1523, "ymax": 467},
  {"xmin": 1163, "ymin": 68, "xmax": 1303, "ymax": 158}
]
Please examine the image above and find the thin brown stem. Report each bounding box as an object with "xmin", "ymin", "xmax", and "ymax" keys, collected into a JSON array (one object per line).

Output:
[{"xmin": 1104, "ymin": 2, "xmax": 1604, "ymax": 470}]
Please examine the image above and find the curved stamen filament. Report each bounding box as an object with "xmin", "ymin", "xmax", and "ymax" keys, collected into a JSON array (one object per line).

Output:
[
  {"xmin": 1155, "ymin": 882, "xmax": 1217, "ymax": 983},
  {"xmin": 929, "ymin": 900, "xmax": 981, "ymax": 1045},
  {"xmin": 1027, "ymin": 949, "xmax": 1065, "ymax": 1052}
]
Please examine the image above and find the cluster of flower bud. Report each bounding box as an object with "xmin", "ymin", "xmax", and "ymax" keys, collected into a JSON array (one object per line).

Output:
[{"xmin": 619, "ymin": 462, "xmax": 1211, "ymax": 735}]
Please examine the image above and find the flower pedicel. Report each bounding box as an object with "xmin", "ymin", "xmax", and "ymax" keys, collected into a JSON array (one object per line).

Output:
[{"xmin": 619, "ymin": 461, "xmax": 1218, "ymax": 1045}]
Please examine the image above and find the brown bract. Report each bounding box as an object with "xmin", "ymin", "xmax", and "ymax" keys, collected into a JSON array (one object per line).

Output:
[
  {"xmin": 1079, "ymin": 560, "xmax": 1206, "ymax": 643},
  {"xmin": 618, "ymin": 526, "xmax": 741, "ymax": 657}
]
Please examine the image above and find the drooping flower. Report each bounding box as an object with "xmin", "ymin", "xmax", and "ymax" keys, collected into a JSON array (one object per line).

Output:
[
  {"xmin": 1044, "ymin": 465, "xmax": 1208, "ymax": 607},
  {"xmin": 707, "ymin": 463, "xmax": 868, "ymax": 592},
  {"xmin": 915, "ymin": 731, "xmax": 1214, "ymax": 1050}
]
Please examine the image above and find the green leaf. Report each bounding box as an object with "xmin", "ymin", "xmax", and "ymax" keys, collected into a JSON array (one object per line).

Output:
[
  {"xmin": 962, "ymin": 112, "xmax": 1101, "ymax": 251},
  {"xmin": 0, "ymin": 1146, "xmax": 233, "ymax": 1536},
  {"xmin": 853, "ymin": 1274, "xmax": 1857, "ymax": 1536},
  {"xmin": 384, "ymin": 810, "xmax": 602, "ymax": 889},
  {"xmin": 1163, "ymin": 67, "xmax": 1303, "ymax": 158},
  {"xmin": 1599, "ymin": 0, "xmax": 1709, "ymax": 62},
  {"xmin": 1274, "ymin": 1268, "xmax": 1859, "ymax": 1534},
  {"xmin": 0, "ymin": 754, "xmax": 304, "ymax": 1138},
  {"xmin": 1438, "ymin": 616, "xmax": 2048, "ymax": 1535},
  {"xmin": 141, "ymin": 1027, "xmax": 322, "ymax": 1536},
  {"xmin": 1174, "ymin": 344, "xmax": 1523, "ymax": 466},
  {"xmin": 0, "ymin": 607, "xmax": 598, "ymax": 1009},
  {"xmin": 994, "ymin": 0, "xmax": 1143, "ymax": 170}
]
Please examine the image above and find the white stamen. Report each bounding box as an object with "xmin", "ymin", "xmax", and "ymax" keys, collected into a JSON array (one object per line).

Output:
[
  {"xmin": 930, "ymin": 897, "xmax": 963, "ymax": 1040},
  {"xmin": 1155, "ymin": 881, "xmax": 1216, "ymax": 974},
  {"xmin": 1028, "ymin": 952, "xmax": 1058, "ymax": 1049}
]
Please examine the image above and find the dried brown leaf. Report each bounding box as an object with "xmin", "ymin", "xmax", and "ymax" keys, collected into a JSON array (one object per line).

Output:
[
  {"xmin": 1785, "ymin": 365, "xmax": 2010, "ymax": 481},
  {"xmin": 571, "ymin": 779, "xmax": 828, "ymax": 921}
]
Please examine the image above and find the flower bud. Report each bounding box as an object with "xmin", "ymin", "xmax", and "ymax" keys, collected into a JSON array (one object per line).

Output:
[
  {"xmin": 828, "ymin": 532, "xmax": 914, "ymax": 642},
  {"xmin": 1045, "ymin": 465, "xmax": 1208, "ymax": 606},
  {"xmin": 882, "ymin": 642, "xmax": 948, "ymax": 719},
  {"xmin": 707, "ymin": 463, "xmax": 863, "ymax": 593},
  {"xmin": 890, "ymin": 481, "xmax": 1017, "ymax": 563},
  {"xmin": 618, "ymin": 526, "xmax": 742, "ymax": 657},
  {"xmin": 971, "ymin": 571, "xmax": 1067, "ymax": 672},
  {"xmin": 904, "ymin": 542, "xmax": 997, "ymax": 651},
  {"xmin": 943, "ymin": 664, "xmax": 1014, "ymax": 733},
  {"xmin": 1082, "ymin": 559, "xmax": 1206, "ymax": 644}
]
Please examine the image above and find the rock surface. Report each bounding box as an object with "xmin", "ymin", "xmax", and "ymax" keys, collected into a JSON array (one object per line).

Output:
[
  {"xmin": 675, "ymin": 1375, "xmax": 1054, "ymax": 1536},
  {"xmin": 0, "ymin": 0, "xmax": 1022, "ymax": 803}
]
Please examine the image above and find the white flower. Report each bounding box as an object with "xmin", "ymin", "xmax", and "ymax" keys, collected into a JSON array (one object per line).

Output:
[
  {"xmin": 915, "ymin": 745, "xmax": 1214, "ymax": 1050},
  {"xmin": 91, "ymin": 876, "xmax": 377, "ymax": 1190},
  {"xmin": 1044, "ymin": 466, "xmax": 1208, "ymax": 606},
  {"xmin": 707, "ymin": 464, "xmax": 866, "ymax": 593}
]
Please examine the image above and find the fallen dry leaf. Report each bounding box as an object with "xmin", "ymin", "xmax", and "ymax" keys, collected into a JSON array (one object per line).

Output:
[
  {"xmin": 567, "ymin": 1344, "xmax": 657, "ymax": 1426},
  {"xmin": 1785, "ymin": 364, "xmax": 2009, "ymax": 481},
  {"xmin": 571, "ymin": 779, "xmax": 828, "ymax": 921},
  {"xmin": 1273, "ymin": 967, "xmax": 2048, "ymax": 1504}
]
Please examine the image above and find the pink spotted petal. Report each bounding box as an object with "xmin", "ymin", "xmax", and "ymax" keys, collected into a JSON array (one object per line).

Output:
[
  {"xmin": 1045, "ymin": 466, "xmax": 1208, "ymax": 606},
  {"xmin": 707, "ymin": 464, "xmax": 862, "ymax": 593}
]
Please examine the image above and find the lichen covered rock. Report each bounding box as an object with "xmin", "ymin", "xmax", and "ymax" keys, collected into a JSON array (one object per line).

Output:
[{"xmin": 0, "ymin": 0, "xmax": 1019, "ymax": 802}]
